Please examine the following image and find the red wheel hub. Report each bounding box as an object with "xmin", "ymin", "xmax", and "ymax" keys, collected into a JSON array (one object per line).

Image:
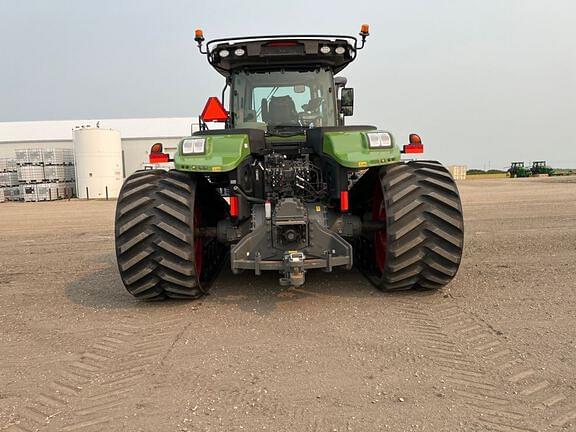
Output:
[
  {"xmin": 372, "ymin": 182, "xmax": 387, "ymax": 272},
  {"xmin": 193, "ymin": 205, "xmax": 203, "ymax": 277}
]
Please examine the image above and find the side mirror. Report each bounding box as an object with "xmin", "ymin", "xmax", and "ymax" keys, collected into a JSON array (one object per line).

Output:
[{"xmin": 340, "ymin": 88, "xmax": 354, "ymax": 116}]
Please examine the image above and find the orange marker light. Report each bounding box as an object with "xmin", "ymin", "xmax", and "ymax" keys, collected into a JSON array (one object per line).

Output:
[
  {"xmin": 409, "ymin": 134, "xmax": 422, "ymax": 145},
  {"xmin": 194, "ymin": 28, "xmax": 205, "ymax": 44},
  {"xmin": 360, "ymin": 24, "xmax": 370, "ymax": 35},
  {"xmin": 403, "ymin": 134, "xmax": 424, "ymax": 154},
  {"xmin": 150, "ymin": 143, "xmax": 163, "ymax": 153},
  {"xmin": 149, "ymin": 142, "xmax": 168, "ymax": 163}
]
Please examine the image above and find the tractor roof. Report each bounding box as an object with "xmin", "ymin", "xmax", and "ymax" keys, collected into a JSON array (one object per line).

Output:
[{"xmin": 205, "ymin": 35, "xmax": 360, "ymax": 77}]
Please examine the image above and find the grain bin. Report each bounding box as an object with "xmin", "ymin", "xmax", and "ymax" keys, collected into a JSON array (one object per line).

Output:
[{"xmin": 73, "ymin": 128, "xmax": 123, "ymax": 199}]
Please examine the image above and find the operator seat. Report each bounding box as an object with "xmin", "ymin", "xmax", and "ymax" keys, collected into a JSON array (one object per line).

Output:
[{"xmin": 267, "ymin": 95, "xmax": 299, "ymax": 125}]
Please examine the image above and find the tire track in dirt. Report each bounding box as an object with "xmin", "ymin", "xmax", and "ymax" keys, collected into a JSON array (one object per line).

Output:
[
  {"xmin": 6, "ymin": 318, "xmax": 188, "ymax": 432},
  {"xmin": 393, "ymin": 297, "xmax": 576, "ymax": 431}
]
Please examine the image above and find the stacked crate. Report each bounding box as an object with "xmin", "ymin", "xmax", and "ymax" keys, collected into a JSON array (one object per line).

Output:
[
  {"xmin": 16, "ymin": 148, "xmax": 76, "ymax": 202},
  {"xmin": 0, "ymin": 158, "xmax": 20, "ymax": 202}
]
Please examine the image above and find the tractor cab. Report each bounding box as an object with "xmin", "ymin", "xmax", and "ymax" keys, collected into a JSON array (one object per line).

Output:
[
  {"xmin": 508, "ymin": 161, "xmax": 531, "ymax": 178},
  {"xmin": 194, "ymin": 30, "xmax": 369, "ymax": 134},
  {"xmin": 530, "ymin": 161, "xmax": 553, "ymax": 176}
]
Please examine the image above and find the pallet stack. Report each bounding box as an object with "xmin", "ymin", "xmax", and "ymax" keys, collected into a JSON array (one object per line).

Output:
[
  {"xmin": 15, "ymin": 148, "xmax": 76, "ymax": 202},
  {"xmin": 0, "ymin": 158, "xmax": 20, "ymax": 202}
]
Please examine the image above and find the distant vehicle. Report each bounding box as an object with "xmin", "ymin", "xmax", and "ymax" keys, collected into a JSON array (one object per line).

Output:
[
  {"xmin": 530, "ymin": 161, "xmax": 554, "ymax": 176},
  {"xmin": 508, "ymin": 162, "xmax": 531, "ymax": 178}
]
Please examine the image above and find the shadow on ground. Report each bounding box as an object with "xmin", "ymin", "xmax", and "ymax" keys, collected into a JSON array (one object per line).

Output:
[{"xmin": 65, "ymin": 253, "xmax": 439, "ymax": 313}]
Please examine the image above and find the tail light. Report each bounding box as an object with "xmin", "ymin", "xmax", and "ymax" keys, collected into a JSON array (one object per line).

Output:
[
  {"xmin": 402, "ymin": 134, "xmax": 424, "ymax": 154},
  {"xmin": 340, "ymin": 191, "xmax": 349, "ymax": 212},
  {"xmin": 149, "ymin": 143, "xmax": 170, "ymax": 163},
  {"xmin": 265, "ymin": 41, "xmax": 301, "ymax": 47},
  {"xmin": 229, "ymin": 196, "xmax": 239, "ymax": 217}
]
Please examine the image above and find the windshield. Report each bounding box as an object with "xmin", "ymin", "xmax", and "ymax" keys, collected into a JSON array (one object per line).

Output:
[{"xmin": 231, "ymin": 69, "xmax": 337, "ymax": 132}]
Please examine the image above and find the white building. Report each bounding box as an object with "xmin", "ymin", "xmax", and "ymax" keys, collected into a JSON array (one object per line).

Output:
[{"xmin": 0, "ymin": 118, "xmax": 199, "ymax": 176}]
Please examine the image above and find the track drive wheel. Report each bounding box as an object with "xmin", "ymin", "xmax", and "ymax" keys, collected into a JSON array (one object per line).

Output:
[
  {"xmin": 352, "ymin": 161, "xmax": 464, "ymax": 291},
  {"xmin": 115, "ymin": 170, "xmax": 229, "ymax": 300}
]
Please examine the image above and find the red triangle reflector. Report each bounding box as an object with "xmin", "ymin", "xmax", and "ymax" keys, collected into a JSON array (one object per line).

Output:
[{"xmin": 201, "ymin": 97, "xmax": 228, "ymax": 122}]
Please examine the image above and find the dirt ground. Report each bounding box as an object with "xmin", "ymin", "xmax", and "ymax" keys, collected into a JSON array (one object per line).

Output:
[{"xmin": 1, "ymin": 176, "xmax": 575, "ymax": 432}]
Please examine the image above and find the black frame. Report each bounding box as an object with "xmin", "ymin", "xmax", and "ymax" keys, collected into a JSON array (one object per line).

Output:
[{"xmin": 201, "ymin": 34, "xmax": 365, "ymax": 76}]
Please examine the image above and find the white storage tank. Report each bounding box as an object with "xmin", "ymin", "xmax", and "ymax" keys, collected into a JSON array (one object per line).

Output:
[{"xmin": 73, "ymin": 128, "xmax": 123, "ymax": 199}]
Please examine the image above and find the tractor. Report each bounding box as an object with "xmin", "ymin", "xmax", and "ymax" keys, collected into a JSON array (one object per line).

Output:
[
  {"xmin": 530, "ymin": 161, "xmax": 554, "ymax": 176},
  {"xmin": 114, "ymin": 26, "xmax": 464, "ymax": 300},
  {"xmin": 508, "ymin": 162, "xmax": 531, "ymax": 178}
]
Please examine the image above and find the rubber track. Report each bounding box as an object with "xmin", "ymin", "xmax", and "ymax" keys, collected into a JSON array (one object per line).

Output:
[
  {"xmin": 354, "ymin": 160, "xmax": 464, "ymax": 291},
  {"xmin": 114, "ymin": 170, "xmax": 227, "ymax": 300}
]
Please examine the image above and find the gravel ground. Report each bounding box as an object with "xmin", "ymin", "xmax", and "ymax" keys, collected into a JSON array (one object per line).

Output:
[{"xmin": 0, "ymin": 176, "xmax": 575, "ymax": 432}]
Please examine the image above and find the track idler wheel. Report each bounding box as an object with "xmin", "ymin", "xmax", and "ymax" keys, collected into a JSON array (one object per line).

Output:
[
  {"xmin": 352, "ymin": 161, "xmax": 464, "ymax": 291},
  {"xmin": 114, "ymin": 170, "xmax": 229, "ymax": 300}
]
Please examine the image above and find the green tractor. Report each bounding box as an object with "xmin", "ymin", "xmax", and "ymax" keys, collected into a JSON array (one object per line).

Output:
[
  {"xmin": 508, "ymin": 162, "xmax": 531, "ymax": 178},
  {"xmin": 114, "ymin": 26, "xmax": 464, "ymax": 300},
  {"xmin": 530, "ymin": 161, "xmax": 554, "ymax": 176}
]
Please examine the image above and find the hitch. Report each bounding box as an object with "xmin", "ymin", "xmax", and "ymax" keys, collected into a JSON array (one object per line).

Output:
[{"xmin": 280, "ymin": 252, "xmax": 306, "ymax": 287}]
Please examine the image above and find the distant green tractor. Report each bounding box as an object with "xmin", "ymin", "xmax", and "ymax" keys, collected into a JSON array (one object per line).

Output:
[
  {"xmin": 530, "ymin": 161, "xmax": 554, "ymax": 176},
  {"xmin": 113, "ymin": 26, "xmax": 464, "ymax": 300},
  {"xmin": 508, "ymin": 162, "xmax": 531, "ymax": 178}
]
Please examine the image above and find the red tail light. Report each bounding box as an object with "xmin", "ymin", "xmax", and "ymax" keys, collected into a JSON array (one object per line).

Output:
[
  {"xmin": 149, "ymin": 143, "xmax": 170, "ymax": 163},
  {"xmin": 149, "ymin": 153, "xmax": 169, "ymax": 163},
  {"xmin": 403, "ymin": 144, "xmax": 424, "ymax": 154},
  {"xmin": 403, "ymin": 134, "xmax": 424, "ymax": 154},
  {"xmin": 229, "ymin": 196, "xmax": 239, "ymax": 217},
  {"xmin": 265, "ymin": 41, "xmax": 301, "ymax": 47},
  {"xmin": 340, "ymin": 191, "xmax": 349, "ymax": 212}
]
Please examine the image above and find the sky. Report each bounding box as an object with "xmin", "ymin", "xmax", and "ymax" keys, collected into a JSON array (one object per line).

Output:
[{"xmin": 0, "ymin": 0, "xmax": 574, "ymax": 168}]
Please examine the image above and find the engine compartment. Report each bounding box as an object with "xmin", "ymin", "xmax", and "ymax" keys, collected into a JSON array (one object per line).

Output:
[{"xmin": 263, "ymin": 153, "xmax": 326, "ymax": 202}]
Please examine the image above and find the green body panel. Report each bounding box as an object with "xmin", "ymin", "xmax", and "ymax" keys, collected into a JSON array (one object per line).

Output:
[
  {"xmin": 174, "ymin": 134, "xmax": 251, "ymax": 173},
  {"xmin": 322, "ymin": 130, "xmax": 401, "ymax": 168},
  {"xmin": 174, "ymin": 130, "xmax": 402, "ymax": 172},
  {"xmin": 267, "ymin": 134, "xmax": 306, "ymax": 144}
]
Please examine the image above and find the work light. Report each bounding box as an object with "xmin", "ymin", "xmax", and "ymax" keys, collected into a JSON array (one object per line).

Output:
[
  {"xmin": 320, "ymin": 46, "xmax": 331, "ymax": 54},
  {"xmin": 182, "ymin": 138, "xmax": 206, "ymax": 154},
  {"xmin": 219, "ymin": 49, "xmax": 230, "ymax": 58},
  {"xmin": 335, "ymin": 46, "xmax": 346, "ymax": 55},
  {"xmin": 234, "ymin": 48, "xmax": 246, "ymax": 56},
  {"xmin": 367, "ymin": 132, "xmax": 392, "ymax": 148}
]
